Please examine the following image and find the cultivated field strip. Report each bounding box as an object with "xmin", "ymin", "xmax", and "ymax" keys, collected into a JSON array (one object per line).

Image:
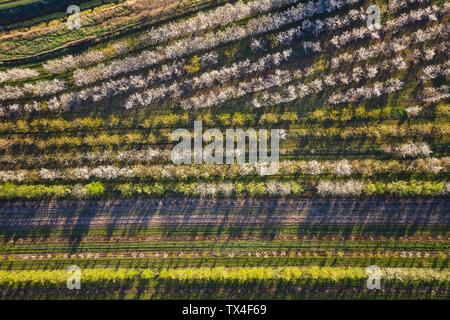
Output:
[
  {"xmin": 2, "ymin": 286, "xmax": 447, "ymax": 300},
  {"xmin": 2, "ymin": 240, "xmax": 448, "ymax": 253},
  {"xmin": 1, "ymin": 233, "xmax": 446, "ymax": 243},
  {"xmin": 0, "ymin": 199, "xmax": 448, "ymax": 230},
  {"xmin": 0, "ymin": 199, "xmax": 447, "ymax": 214},
  {"xmin": 1, "ymin": 214, "xmax": 448, "ymax": 228}
]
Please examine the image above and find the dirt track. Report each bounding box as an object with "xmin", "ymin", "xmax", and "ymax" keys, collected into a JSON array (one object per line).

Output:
[
  {"xmin": 1, "ymin": 233, "xmax": 444, "ymax": 244},
  {"xmin": 0, "ymin": 199, "xmax": 448, "ymax": 228},
  {"xmin": 0, "ymin": 198, "xmax": 447, "ymax": 214},
  {"xmin": 0, "ymin": 214, "xmax": 447, "ymax": 228}
]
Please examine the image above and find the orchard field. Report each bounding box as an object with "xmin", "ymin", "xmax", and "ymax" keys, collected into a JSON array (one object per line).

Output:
[{"xmin": 0, "ymin": 0, "xmax": 448, "ymax": 299}]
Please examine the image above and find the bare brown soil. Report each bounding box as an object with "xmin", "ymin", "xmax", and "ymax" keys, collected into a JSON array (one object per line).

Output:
[
  {"xmin": 1, "ymin": 233, "xmax": 446, "ymax": 244},
  {"xmin": 0, "ymin": 199, "xmax": 447, "ymax": 228}
]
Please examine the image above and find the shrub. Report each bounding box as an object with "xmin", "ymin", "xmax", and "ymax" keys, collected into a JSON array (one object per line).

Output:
[
  {"xmin": 86, "ymin": 181, "xmax": 105, "ymax": 196},
  {"xmin": 183, "ymin": 56, "xmax": 201, "ymax": 74}
]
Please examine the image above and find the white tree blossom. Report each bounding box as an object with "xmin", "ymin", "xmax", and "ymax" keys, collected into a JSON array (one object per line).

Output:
[
  {"xmin": 317, "ymin": 180, "xmax": 365, "ymax": 197},
  {"xmin": 405, "ymin": 106, "xmax": 422, "ymax": 117},
  {"xmin": 398, "ymin": 141, "xmax": 432, "ymax": 158},
  {"xmin": 334, "ymin": 160, "xmax": 353, "ymax": 176},
  {"xmin": 0, "ymin": 68, "xmax": 39, "ymax": 83}
]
